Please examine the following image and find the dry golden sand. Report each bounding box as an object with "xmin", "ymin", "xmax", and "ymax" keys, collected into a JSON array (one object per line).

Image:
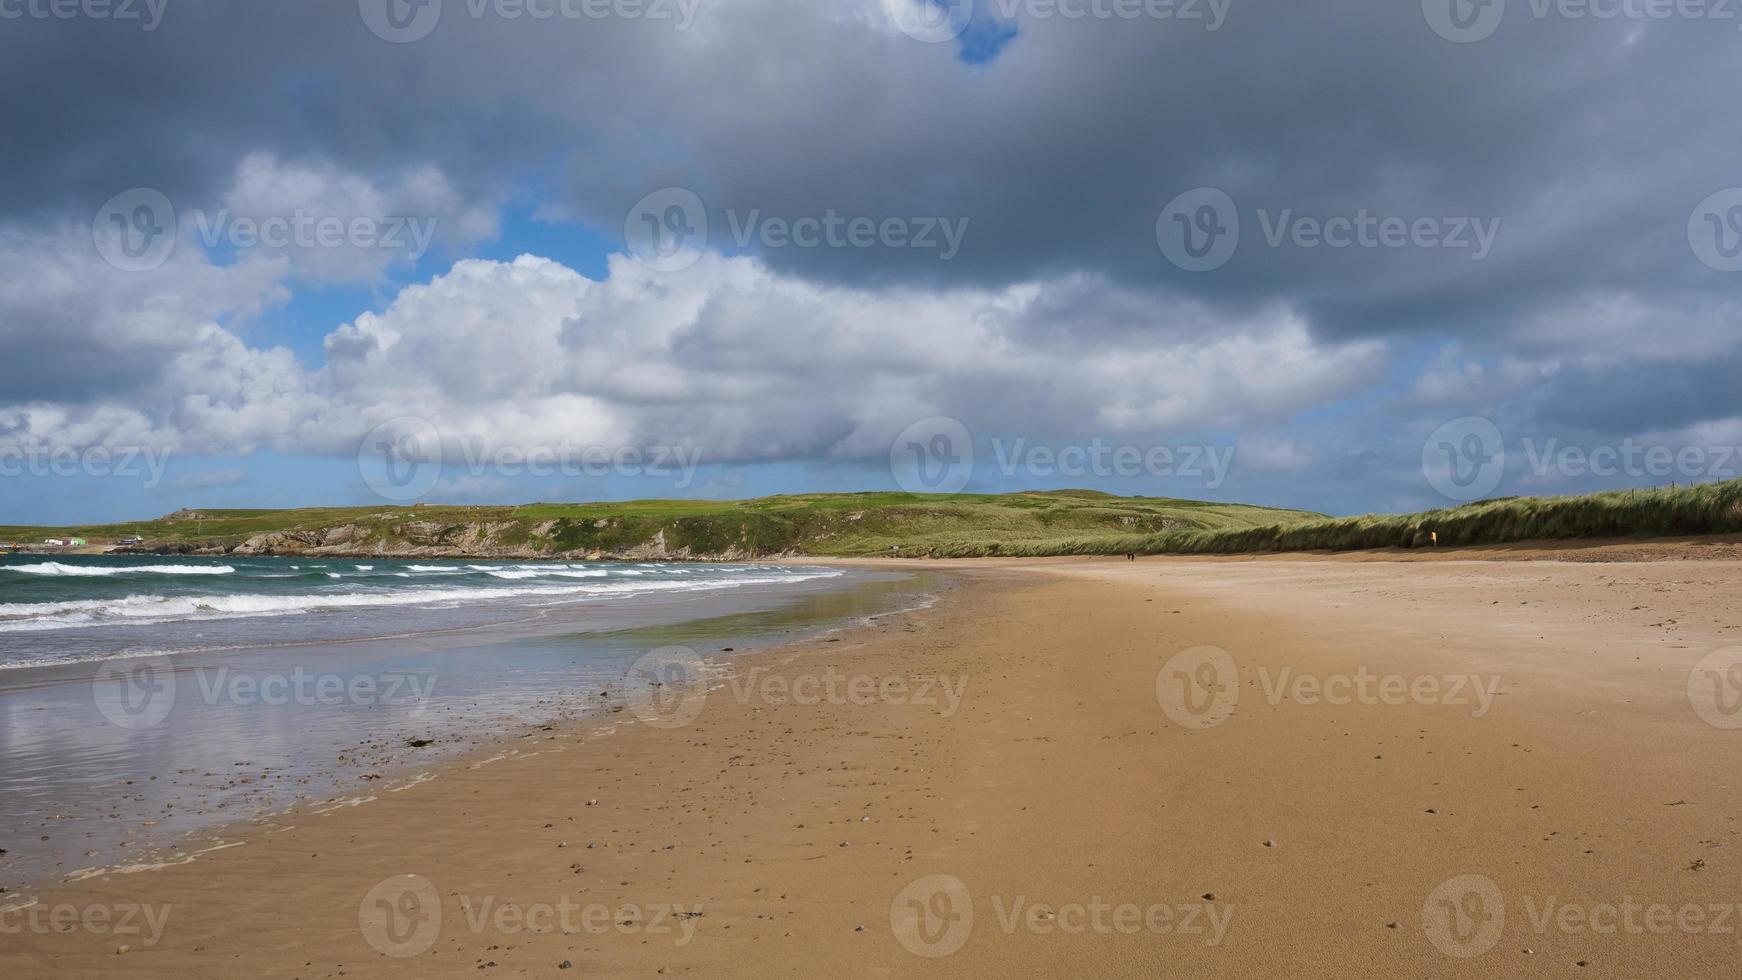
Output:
[{"xmin": 4, "ymin": 552, "xmax": 1742, "ymax": 978}]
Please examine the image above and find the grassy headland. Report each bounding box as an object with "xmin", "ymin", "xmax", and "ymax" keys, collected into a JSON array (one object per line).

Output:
[
  {"xmin": 5, "ymin": 480, "xmax": 1739, "ymax": 559},
  {"xmin": 0, "ymin": 491, "xmax": 1318, "ymax": 560}
]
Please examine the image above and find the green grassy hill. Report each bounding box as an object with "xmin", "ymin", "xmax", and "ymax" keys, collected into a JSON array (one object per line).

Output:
[
  {"xmin": 7, "ymin": 480, "xmax": 1739, "ymax": 559},
  {"xmin": 0, "ymin": 491, "xmax": 1321, "ymax": 560},
  {"xmin": 1129, "ymin": 479, "xmax": 1742, "ymax": 556}
]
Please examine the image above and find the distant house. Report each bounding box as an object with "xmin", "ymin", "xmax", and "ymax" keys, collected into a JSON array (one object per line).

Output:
[
  {"xmin": 120, "ymin": 536, "xmax": 145, "ymax": 546},
  {"xmin": 44, "ymin": 538, "xmax": 66, "ymax": 547},
  {"xmin": 68, "ymin": 538, "xmax": 88, "ymax": 547}
]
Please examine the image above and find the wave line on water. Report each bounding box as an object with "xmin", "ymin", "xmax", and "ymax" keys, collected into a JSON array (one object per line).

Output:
[
  {"xmin": 1, "ymin": 562, "xmax": 237, "ymax": 577},
  {"xmin": 0, "ymin": 568, "xmax": 843, "ymax": 635}
]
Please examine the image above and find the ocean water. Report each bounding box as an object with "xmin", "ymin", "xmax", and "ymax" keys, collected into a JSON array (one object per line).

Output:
[
  {"xmin": 0, "ymin": 554, "xmax": 935, "ymax": 892},
  {"xmin": 0, "ymin": 555, "xmax": 846, "ymax": 668}
]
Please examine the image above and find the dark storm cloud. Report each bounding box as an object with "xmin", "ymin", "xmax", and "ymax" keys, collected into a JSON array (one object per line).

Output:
[
  {"xmin": 5, "ymin": 0, "xmax": 1735, "ymax": 324},
  {"xmin": 1530, "ymin": 355, "xmax": 1742, "ymax": 435},
  {"xmin": 2, "ymin": 0, "xmax": 1740, "ymax": 503}
]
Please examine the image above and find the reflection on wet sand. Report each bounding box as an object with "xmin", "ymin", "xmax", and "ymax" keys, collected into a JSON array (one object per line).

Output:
[{"xmin": 0, "ymin": 568, "xmax": 942, "ymax": 891}]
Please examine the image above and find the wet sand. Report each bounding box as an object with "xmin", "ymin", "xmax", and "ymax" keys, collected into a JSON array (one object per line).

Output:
[
  {"xmin": 3, "ymin": 551, "xmax": 1741, "ymax": 978},
  {"xmin": 0, "ymin": 567, "xmax": 930, "ymax": 891}
]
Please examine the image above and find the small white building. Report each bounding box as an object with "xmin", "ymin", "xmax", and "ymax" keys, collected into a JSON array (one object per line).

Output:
[{"xmin": 44, "ymin": 538, "xmax": 66, "ymax": 547}]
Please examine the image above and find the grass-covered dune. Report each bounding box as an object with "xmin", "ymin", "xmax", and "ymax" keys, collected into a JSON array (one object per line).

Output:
[
  {"xmin": 6, "ymin": 481, "xmax": 1738, "ymax": 560},
  {"xmin": 925, "ymin": 479, "xmax": 1742, "ymax": 559},
  {"xmin": 0, "ymin": 491, "xmax": 1320, "ymax": 560},
  {"xmin": 1174, "ymin": 479, "xmax": 1742, "ymax": 554}
]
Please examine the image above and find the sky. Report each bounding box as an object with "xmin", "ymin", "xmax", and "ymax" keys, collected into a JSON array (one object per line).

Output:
[{"xmin": 2, "ymin": 0, "xmax": 1741, "ymax": 524}]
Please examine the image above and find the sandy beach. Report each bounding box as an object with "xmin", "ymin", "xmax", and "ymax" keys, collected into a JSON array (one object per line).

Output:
[{"xmin": 4, "ymin": 550, "xmax": 1741, "ymax": 978}]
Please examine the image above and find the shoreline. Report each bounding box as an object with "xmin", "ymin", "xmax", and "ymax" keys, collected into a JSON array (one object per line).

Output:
[
  {"xmin": 0, "ymin": 563, "xmax": 942, "ymax": 894},
  {"xmin": 0, "ymin": 560, "xmax": 987, "ymax": 928},
  {"xmin": 113, "ymin": 531, "xmax": 1742, "ymax": 563},
  {"xmin": 6, "ymin": 528, "xmax": 1741, "ymax": 567},
  {"xmin": 4, "ymin": 552, "xmax": 1740, "ymax": 977}
]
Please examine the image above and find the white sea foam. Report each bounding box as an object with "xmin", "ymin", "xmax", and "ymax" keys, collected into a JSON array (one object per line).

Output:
[
  {"xmin": 0, "ymin": 569, "xmax": 842, "ymax": 634},
  {"xmin": 1, "ymin": 562, "xmax": 237, "ymax": 577},
  {"xmin": 484, "ymin": 565, "xmax": 614, "ymax": 580}
]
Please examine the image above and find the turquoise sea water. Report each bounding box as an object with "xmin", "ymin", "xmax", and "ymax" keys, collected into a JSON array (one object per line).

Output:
[
  {"xmin": 0, "ymin": 554, "xmax": 845, "ymax": 668},
  {"xmin": 0, "ymin": 554, "xmax": 934, "ymax": 891}
]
